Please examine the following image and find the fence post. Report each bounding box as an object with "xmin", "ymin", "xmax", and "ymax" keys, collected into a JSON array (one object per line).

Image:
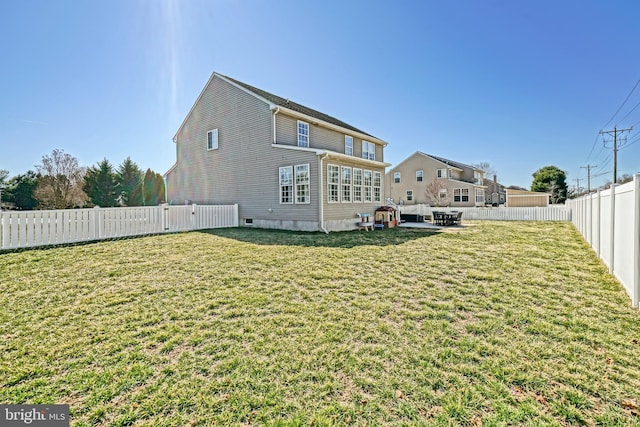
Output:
[
  {"xmin": 633, "ymin": 174, "xmax": 640, "ymax": 308},
  {"xmin": 1, "ymin": 212, "xmax": 6, "ymax": 250},
  {"xmin": 596, "ymin": 189, "xmax": 601, "ymax": 258},
  {"xmin": 191, "ymin": 203, "xmax": 197, "ymax": 230},
  {"xmin": 609, "ymin": 184, "xmax": 616, "ymax": 274}
]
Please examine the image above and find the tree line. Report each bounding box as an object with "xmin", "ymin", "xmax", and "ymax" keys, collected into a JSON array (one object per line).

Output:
[{"xmin": 0, "ymin": 149, "xmax": 165, "ymax": 210}]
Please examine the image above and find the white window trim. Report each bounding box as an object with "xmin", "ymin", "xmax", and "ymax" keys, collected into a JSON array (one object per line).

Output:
[
  {"xmin": 295, "ymin": 164, "xmax": 310, "ymax": 204},
  {"xmin": 394, "ymin": 172, "xmax": 401, "ymax": 183},
  {"xmin": 363, "ymin": 169, "xmax": 372, "ymax": 203},
  {"xmin": 207, "ymin": 128, "xmax": 219, "ymax": 150},
  {"xmin": 416, "ymin": 170, "xmax": 423, "ymax": 182},
  {"xmin": 345, "ymin": 135, "xmax": 353, "ymax": 156},
  {"xmin": 341, "ymin": 166, "xmax": 352, "ymax": 203},
  {"xmin": 437, "ymin": 168, "xmax": 446, "ymax": 179},
  {"xmin": 353, "ymin": 168, "xmax": 363, "ymax": 203},
  {"xmin": 297, "ymin": 120, "xmax": 309, "ymax": 148},
  {"xmin": 362, "ymin": 141, "xmax": 375, "ymax": 161},
  {"xmin": 279, "ymin": 166, "xmax": 294, "ymax": 204},
  {"xmin": 327, "ymin": 164, "xmax": 339, "ymax": 203},
  {"xmin": 373, "ymin": 171, "xmax": 381, "ymax": 203},
  {"xmin": 453, "ymin": 188, "xmax": 470, "ymax": 203},
  {"xmin": 406, "ymin": 190, "xmax": 413, "ymax": 201}
]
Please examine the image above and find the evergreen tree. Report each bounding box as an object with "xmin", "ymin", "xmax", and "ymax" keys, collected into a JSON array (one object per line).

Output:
[
  {"xmin": 115, "ymin": 157, "xmax": 143, "ymax": 206},
  {"xmin": 4, "ymin": 171, "xmax": 39, "ymax": 210},
  {"xmin": 84, "ymin": 159, "xmax": 117, "ymax": 207},
  {"xmin": 531, "ymin": 166, "xmax": 568, "ymax": 204},
  {"xmin": 141, "ymin": 169, "xmax": 165, "ymax": 206}
]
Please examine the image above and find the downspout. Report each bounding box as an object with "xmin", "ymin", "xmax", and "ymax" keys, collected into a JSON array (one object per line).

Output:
[
  {"xmin": 272, "ymin": 107, "xmax": 280, "ymax": 144},
  {"xmin": 318, "ymin": 152, "xmax": 329, "ymax": 234}
]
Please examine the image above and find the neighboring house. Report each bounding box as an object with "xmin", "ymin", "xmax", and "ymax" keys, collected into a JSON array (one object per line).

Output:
[
  {"xmin": 165, "ymin": 72, "xmax": 390, "ymax": 232},
  {"xmin": 505, "ymin": 188, "xmax": 550, "ymax": 207},
  {"xmin": 385, "ymin": 152, "xmax": 485, "ymax": 207},
  {"xmin": 484, "ymin": 175, "xmax": 507, "ymax": 206}
]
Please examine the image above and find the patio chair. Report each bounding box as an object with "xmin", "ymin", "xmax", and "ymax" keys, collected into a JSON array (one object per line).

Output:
[
  {"xmin": 432, "ymin": 211, "xmax": 444, "ymax": 226},
  {"xmin": 453, "ymin": 211, "xmax": 463, "ymax": 225}
]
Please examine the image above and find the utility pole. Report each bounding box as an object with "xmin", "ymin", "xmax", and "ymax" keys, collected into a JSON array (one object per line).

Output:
[
  {"xmin": 600, "ymin": 126, "xmax": 632, "ymax": 184},
  {"xmin": 573, "ymin": 178, "xmax": 582, "ymax": 196},
  {"xmin": 580, "ymin": 164, "xmax": 598, "ymax": 193}
]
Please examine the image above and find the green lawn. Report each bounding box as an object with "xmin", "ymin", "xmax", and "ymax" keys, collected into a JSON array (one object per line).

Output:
[{"xmin": 1, "ymin": 222, "xmax": 640, "ymax": 426}]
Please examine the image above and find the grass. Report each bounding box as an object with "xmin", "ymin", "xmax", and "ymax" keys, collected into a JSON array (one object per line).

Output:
[{"xmin": 1, "ymin": 221, "xmax": 640, "ymax": 426}]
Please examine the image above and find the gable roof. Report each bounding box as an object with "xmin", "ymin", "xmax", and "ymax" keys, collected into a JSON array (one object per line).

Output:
[
  {"xmin": 221, "ymin": 74, "xmax": 375, "ymax": 138},
  {"xmin": 174, "ymin": 72, "xmax": 382, "ymax": 143},
  {"xmin": 421, "ymin": 153, "xmax": 478, "ymax": 171}
]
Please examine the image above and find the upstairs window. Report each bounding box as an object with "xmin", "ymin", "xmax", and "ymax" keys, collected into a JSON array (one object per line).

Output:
[
  {"xmin": 393, "ymin": 172, "xmax": 401, "ymax": 183},
  {"xmin": 437, "ymin": 168, "xmax": 447, "ymax": 178},
  {"xmin": 416, "ymin": 170, "xmax": 423, "ymax": 182},
  {"xmin": 297, "ymin": 121, "xmax": 309, "ymax": 147},
  {"xmin": 362, "ymin": 141, "xmax": 375, "ymax": 161},
  {"xmin": 207, "ymin": 128, "xmax": 219, "ymax": 150},
  {"xmin": 345, "ymin": 136, "xmax": 353, "ymax": 156}
]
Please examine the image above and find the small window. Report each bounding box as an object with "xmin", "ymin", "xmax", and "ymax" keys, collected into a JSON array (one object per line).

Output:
[
  {"xmin": 279, "ymin": 166, "xmax": 293, "ymax": 204},
  {"xmin": 297, "ymin": 121, "xmax": 309, "ymax": 147},
  {"xmin": 393, "ymin": 172, "xmax": 400, "ymax": 183},
  {"xmin": 244, "ymin": 218, "xmax": 253, "ymax": 225},
  {"xmin": 437, "ymin": 168, "xmax": 446, "ymax": 178},
  {"xmin": 406, "ymin": 190, "xmax": 413, "ymax": 201},
  {"xmin": 207, "ymin": 128, "xmax": 219, "ymax": 150},
  {"xmin": 345, "ymin": 135, "xmax": 353, "ymax": 156},
  {"xmin": 362, "ymin": 141, "xmax": 375, "ymax": 161},
  {"xmin": 416, "ymin": 170, "xmax": 423, "ymax": 182}
]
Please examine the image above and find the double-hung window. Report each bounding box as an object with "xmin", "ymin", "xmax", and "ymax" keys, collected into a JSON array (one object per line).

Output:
[
  {"xmin": 475, "ymin": 188, "xmax": 484, "ymax": 204},
  {"xmin": 297, "ymin": 121, "xmax": 309, "ymax": 147},
  {"xmin": 454, "ymin": 188, "xmax": 469, "ymax": 202},
  {"xmin": 207, "ymin": 128, "xmax": 219, "ymax": 150},
  {"xmin": 279, "ymin": 166, "xmax": 293, "ymax": 204},
  {"xmin": 353, "ymin": 168, "xmax": 362, "ymax": 202},
  {"xmin": 345, "ymin": 136, "xmax": 353, "ymax": 156},
  {"xmin": 393, "ymin": 172, "xmax": 400, "ymax": 183},
  {"xmin": 295, "ymin": 164, "xmax": 310, "ymax": 204},
  {"xmin": 341, "ymin": 166, "xmax": 352, "ymax": 202},
  {"xmin": 362, "ymin": 141, "xmax": 375, "ymax": 160},
  {"xmin": 363, "ymin": 170, "xmax": 372, "ymax": 202},
  {"xmin": 437, "ymin": 168, "xmax": 446, "ymax": 178},
  {"xmin": 327, "ymin": 165, "xmax": 339, "ymax": 202},
  {"xmin": 406, "ymin": 190, "xmax": 413, "ymax": 201},
  {"xmin": 416, "ymin": 170, "xmax": 423, "ymax": 182},
  {"xmin": 373, "ymin": 171, "xmax": 381, "ymax": 203}
]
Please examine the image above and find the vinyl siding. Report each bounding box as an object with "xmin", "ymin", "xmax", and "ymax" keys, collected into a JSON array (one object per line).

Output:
[
  {"xmin": 386, "ymin": 152, "xmax": 480, "ymax": 207},
  {"xmin": 169, "ymin": 75, "xmax": 319, "ymax": 222},
  {"xmin": 322, "ymin": 159, "xmax": 385, "ymax": 221},
  {"xmin": 276, "ymin": 114, "xmax": 383, "ymax": 161}
]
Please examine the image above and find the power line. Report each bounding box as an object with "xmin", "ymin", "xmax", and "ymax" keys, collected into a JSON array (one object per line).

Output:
[
  {"xmin": 615, "ymin": 98, "xmax": 640, "ymax": 127},
  {"xmin": 603, "ymin": 78, "xmax": 640, "ymax": 129},
  {"xmin": 600, "ymin": 126, "xmax": 633, "ymax": 184},
  {"xmin": 580, "ymin": 164, "xmax": 598, "ymax": 193}
]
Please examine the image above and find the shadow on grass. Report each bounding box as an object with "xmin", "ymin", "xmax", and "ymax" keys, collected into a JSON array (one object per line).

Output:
[{"xmin": 197, "ymin": 226, "xmax": 440, "ymax": 248}]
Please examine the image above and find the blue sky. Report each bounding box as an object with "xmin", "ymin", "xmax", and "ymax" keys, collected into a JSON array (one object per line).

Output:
[{"xmin": 1, "ymin": 0, "xmax": 639, "ymax": 190}]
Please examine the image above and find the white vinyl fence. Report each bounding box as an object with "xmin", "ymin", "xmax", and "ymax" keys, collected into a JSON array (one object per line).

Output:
[
  {"xmin": 398, "ymin": 205, "xmax": 572, "ymax": 221},
  {"xmin": 567, "ymin": 174, "xmax": 640, "ymax": 308},
  {"xmin": 0, "ymin": 204, "xmax": 238, "ymax": 250}
]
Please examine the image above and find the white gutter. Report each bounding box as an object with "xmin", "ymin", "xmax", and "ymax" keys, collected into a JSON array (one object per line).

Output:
[
  {"xmin": 272, "ymin": 107, "xmax": 280, "ymax": 144},
  {"xmin": 318, "ymin": 152, "xmax": 330, "ymax": 234}
]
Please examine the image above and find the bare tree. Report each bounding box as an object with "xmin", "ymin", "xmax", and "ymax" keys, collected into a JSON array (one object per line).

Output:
[
  {"xmin": 472, "ymin": 162, "xmax": 497, "ymax": 178},
  {"xmin": 424, "ymin": 179, "xmax": 449, "ymax": 207},
  {"xmin": 35, "ymin": 149, "xmax": 88, "ymax": 209}
]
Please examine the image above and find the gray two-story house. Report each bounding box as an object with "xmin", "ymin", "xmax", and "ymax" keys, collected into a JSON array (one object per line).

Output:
[{"xmin": 165, "ymin": 73, "xmax": 390, "ymax": 232}]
